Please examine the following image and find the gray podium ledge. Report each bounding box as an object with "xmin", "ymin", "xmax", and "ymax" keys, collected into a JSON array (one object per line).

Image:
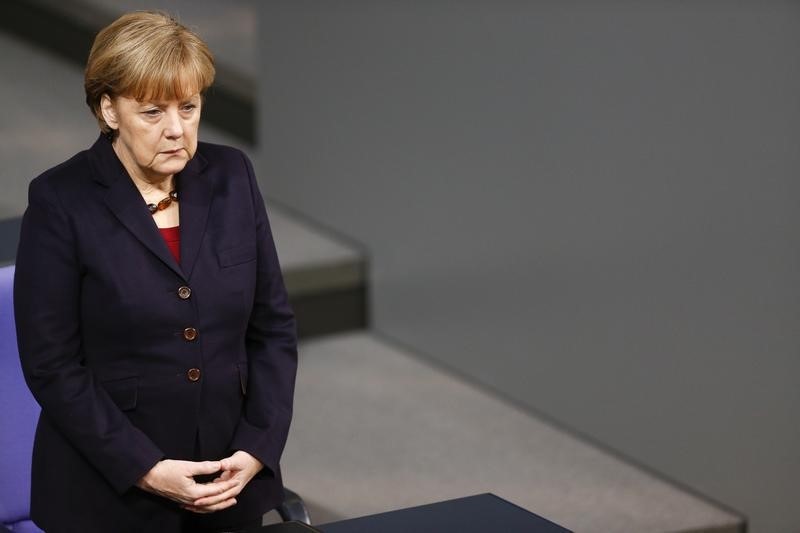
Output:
[
  {"xmin": 281, "ymin": 332, "xmax": 744, "ymax": 533},
  {"xmin": 268, "ymin": 201, "xmax": 368, "ymax": 338},
  {"xmin": 268, "ymin": 202, "xmax": 366, "ymax": 299}
]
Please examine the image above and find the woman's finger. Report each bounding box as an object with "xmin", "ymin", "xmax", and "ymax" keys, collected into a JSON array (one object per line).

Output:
[
  {"xmin": 186, "ymin": 478, "xmax": 238, "ymax": 501},
  {"xmin": 212, "ymin": 469, "xmax": 234, "ymax": 483},
  {"xmin": 183, "ymin": 498, "xmax": 238, "ymax": 514},
  {"xmin": 192, "ymin": 481, "xmax": 242, "ymax": 507}
]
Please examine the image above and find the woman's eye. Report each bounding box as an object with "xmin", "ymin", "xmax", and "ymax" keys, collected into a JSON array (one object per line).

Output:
[
  {"xmin": 181, "ymin": 104, "xmax": 196, "ymax": 112},
  {"xmin": 143, "ymin": 109, "xmax": 161, "ymax": 117}
]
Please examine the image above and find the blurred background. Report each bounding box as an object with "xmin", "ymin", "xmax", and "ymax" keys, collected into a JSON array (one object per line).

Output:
[{"xmin": 3, "ymin": 1, "xmax": 799, "ymax": 531}]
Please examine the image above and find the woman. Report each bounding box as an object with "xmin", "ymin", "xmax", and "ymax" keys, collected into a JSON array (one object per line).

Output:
[{"xmin": 13, "ymin": 11, "xmax": 297, "ymax": 533}]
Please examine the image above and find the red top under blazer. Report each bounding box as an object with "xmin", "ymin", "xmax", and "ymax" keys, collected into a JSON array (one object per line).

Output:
[{"xmin": 13, "ymin": 134, "xmax": 298, "ymax": 533}]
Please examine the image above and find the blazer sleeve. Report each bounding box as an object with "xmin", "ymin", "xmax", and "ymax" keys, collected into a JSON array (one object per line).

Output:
[
  {"xmin": 14, "ymin": 177, "xmax": 164, "ymax": 494},
  {"xmin": 229, "ymin": 152, "xmax": 298, "ymax": 476}
]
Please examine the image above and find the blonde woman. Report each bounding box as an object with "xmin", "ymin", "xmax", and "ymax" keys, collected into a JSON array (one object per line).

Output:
[{"xmin": 14, "ymin": 12, "xmax": 297, "ymax": 533}]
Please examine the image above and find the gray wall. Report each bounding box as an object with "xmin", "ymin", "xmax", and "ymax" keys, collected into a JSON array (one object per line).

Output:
[{"xmin": 257, "ymin": 2, "xmax": 800, "ymax": 531}]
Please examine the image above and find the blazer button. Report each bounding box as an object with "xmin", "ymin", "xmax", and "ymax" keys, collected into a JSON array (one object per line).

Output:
[
  {"xmin": 183, "ymin": 327, "xmax": 198, "ymax": 341},
  {"xmin": 187, "ymin": 368, "xmax": 201, "ymax": 382},
  {"xmin": 177, "ymin": 286, "xmax": 192, "ymax": 300}
]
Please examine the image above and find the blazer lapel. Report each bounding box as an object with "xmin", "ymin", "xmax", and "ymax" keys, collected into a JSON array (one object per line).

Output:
[
  {"xmin": 176, "ymin": 151, "xmax": 211, "ymax": 281},
  {"xmin": 89, "ymin": 135, "xmax": 186, "ymax": 281}
]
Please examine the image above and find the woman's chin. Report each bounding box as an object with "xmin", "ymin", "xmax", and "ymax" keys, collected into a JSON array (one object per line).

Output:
[{"xmin": 153, "ymin": 158, "xmax": 189, "ymax": 177}]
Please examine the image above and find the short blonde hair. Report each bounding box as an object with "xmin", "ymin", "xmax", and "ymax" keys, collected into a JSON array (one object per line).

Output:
[{"xmin": 84, "ymin": 11, "xmax": 215, "ymax": 134}]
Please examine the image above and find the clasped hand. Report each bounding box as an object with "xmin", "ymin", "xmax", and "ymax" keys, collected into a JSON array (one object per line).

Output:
[{"xmin": 136, "ymin": 451, "xmax": 263, "ymax": 513}]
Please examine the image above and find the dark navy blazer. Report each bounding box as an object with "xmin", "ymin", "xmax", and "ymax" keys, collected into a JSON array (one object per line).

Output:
[{"xmin": 14, "ymin": 135, "xmax": 297, "ymax": 532}]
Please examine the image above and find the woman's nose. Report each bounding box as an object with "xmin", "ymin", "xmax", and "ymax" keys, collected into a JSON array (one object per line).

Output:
[{"xmin": 163, "ymin": 108, "xmax": 184, "ymax": 139}]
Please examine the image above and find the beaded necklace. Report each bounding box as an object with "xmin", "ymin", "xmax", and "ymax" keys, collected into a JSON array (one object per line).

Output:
[{"xmin": 147, "ymin": 190, "xmax": 178, "ymax": 215}]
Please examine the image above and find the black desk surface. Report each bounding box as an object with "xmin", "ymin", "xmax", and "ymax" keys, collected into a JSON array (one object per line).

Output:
[{"xmin": 316, "ymin": 493, "xmax": 571, "ymax": 533}]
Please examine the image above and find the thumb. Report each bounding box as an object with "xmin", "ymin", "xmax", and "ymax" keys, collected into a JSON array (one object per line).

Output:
[{"xmin": 187, "ymin": 460, "xmax": 222, "ymax": 476}]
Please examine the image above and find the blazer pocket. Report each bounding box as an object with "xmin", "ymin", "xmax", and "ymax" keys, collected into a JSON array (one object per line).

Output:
[
  {"xmin": 237, "ymin": 363, "xmax": 248, "ymax": 396},
  {"xmin": 101, "ymin": 376, "xmax": 138, "ymax": 411},
  {"xmin": 218, "ymin": 243, "xmax": 257, "ymax": 268}
]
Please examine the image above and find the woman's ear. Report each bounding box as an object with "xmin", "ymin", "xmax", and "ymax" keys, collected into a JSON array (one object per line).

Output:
[{"xmin": 100, "ymin": 94, "xmax": 119, "ymax": 130}]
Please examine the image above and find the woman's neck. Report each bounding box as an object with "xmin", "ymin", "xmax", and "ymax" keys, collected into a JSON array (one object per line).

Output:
[{"xmin": 130, "ymin": 174, "xmax": 174, "ymax": 197}]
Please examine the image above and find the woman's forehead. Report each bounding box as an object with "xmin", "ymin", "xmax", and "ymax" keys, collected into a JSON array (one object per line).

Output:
[{"xmin": 127, "ymin": 67, "xmax": 203, "ymax": 103}]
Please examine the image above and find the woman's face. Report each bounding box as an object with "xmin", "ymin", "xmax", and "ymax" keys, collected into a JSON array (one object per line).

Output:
[{"xmin": 101, "ymin": 93, "xmax": 202, "ymax": 183}]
